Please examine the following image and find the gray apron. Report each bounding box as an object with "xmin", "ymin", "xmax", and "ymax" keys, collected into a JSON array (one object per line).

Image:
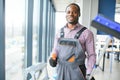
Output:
[{"xmin": 56, "ymin": 38, "xmax": 86, "ymax": 80}]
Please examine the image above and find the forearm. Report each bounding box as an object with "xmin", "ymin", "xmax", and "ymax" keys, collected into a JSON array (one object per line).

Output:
[{"xmin": 86, "ymin": 54, "xmax": 96, "ymax": 74}]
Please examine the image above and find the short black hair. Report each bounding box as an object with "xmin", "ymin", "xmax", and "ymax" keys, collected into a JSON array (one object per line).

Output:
[{"xmin": 65, "ymin": 3, "xmax": 80, "ymax": 16}]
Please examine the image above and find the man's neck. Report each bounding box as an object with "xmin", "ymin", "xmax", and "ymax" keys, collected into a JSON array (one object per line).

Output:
[{"xmin": 67, "ymin": 23, "xmax": 77, "ymax": 30}]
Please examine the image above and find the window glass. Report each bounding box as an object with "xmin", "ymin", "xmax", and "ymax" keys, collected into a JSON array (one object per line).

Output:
[
  {"xmin": 32, "ymin": 0, "xmax": 40, "ymax": 64},
  {"xmin": 5, "ymin": 0, "xmax": 26, "ymax": 79}
]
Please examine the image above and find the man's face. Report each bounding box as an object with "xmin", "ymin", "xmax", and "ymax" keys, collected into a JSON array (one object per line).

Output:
[{"xmin": 66, "ymin": 5, "xmax": 80, "ymax": 24}]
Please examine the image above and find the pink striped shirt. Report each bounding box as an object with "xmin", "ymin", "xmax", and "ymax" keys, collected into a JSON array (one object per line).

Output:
[{"xmin": 52, "ymin": 23, "xmax": 96, "ymax": 74}]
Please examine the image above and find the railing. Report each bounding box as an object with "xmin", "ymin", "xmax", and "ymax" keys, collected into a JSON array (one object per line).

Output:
[{"xmin": 24, "ymin": 62, "xmax": 48, "ymax": 80}]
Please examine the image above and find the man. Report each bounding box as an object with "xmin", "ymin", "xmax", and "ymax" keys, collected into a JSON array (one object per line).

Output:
[{"xmin": 49, "ymin": 3, "xmax": 96, "ymax": 80}]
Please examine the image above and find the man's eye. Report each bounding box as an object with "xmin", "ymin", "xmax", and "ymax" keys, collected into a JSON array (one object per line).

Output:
[
  {"xmin": 66, "ymin": 11, "xmax": 77, "ymax": 14},
  {"xmin": 67, "ymin": 11, "xmax": 70, "ymax": 14}
]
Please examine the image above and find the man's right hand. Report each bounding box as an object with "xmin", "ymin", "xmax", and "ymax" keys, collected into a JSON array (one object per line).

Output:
[
  {"xmin": 49, "ymin": 57, "xmax": 57, "ymax": 67},
  {"xmin": 49, "ymin": 53, "xmax": 57, "ymax": 67}
]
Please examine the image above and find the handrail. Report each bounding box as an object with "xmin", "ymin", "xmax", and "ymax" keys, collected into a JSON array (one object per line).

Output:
[{"xmin": 24, "ymin": 62, "xmax": 47, "ymax": 80}]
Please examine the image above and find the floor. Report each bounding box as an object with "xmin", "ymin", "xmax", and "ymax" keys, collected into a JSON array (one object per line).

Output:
[{"xmin": 93, "ymin": 55, "xmax": 120, "ymax": 80}]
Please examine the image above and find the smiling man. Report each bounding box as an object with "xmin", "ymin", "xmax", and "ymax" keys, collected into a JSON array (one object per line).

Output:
[
  {"xmin": 65, "ymin": 3, "xmax": 80, "ymax": 25},
  {"xmin": 49, "ymin": 3, "xmax": 96, "ymax": 80}
]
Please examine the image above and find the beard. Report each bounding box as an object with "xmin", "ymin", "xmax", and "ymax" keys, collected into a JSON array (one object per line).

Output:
[
  {"xmin": 68, "ymin": 20, "xmax": 78, "ymax": 24},
  {"xmin": 66, "ymin": 17, "xmax": 79, "ymax": 25}
]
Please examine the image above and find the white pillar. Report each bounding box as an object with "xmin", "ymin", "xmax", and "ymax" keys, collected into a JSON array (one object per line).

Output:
[
  {"xmin": 79, "ymin": 0, "xmax": 98, "ymax": 34},
  {"xmin": 79, "ymin": 0, "xmax": 98, "ymax": 42}
]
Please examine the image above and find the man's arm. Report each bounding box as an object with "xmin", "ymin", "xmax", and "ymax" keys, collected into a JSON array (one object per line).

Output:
[
  {"xmin": 49, "ymin": 32, "xmax": 60, "ymax": 67},
  {"xmin": 85, "ymin": 30, "xmax": 96, "ymax": 74}
]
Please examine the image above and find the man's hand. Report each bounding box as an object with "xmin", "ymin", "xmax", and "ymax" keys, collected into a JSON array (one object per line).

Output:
[
  {"xmin": 49, "ymin": 57, "xmax": 57, "ymax": 67},
  {"xmin": 49, "ymin": 53, "xmax": 57, "ymax": 67}
]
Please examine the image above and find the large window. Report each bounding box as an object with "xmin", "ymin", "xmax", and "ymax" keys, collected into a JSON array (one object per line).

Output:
[
  {"xmin": 5, "ymin": 0, "xmax": 55, "ymax": 80},
  {"xmin": 5, "ymin": 0, "xmax": 26, "ymax": 80}
]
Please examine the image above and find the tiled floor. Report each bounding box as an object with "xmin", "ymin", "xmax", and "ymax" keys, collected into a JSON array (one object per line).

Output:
[{"xmin": 93, "ymin": 56, "xmax": 120, "ymax": 80}]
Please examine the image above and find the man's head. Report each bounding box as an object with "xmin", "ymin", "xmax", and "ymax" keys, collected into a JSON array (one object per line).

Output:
[{"xmin": 65, "ymin": 3, "xmax": 80, "ymax": 25}]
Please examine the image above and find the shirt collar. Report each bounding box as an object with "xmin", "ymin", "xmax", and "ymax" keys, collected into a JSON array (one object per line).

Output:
[{"xmin": 65, "ymin": 23, "xmax": 81, "ymax": 30}]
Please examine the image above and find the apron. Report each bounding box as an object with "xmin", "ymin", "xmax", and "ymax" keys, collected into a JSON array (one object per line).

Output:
[{"xmin": 56, "ymin": 38, "xmax": 86, "ymax": 80}]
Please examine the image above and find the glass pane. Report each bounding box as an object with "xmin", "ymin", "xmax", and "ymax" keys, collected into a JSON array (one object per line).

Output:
[
  {"xmin": 5, "ymin": 0, "xmax": 26, "ymax": 80},
  {"xmin": 32, "ymin": 0, "xmax": 40, "ymax": 64}
]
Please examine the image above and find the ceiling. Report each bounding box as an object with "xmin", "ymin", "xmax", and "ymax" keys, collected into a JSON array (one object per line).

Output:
[
  {"xmin": 52, "ymin": 0, "xmax": 120, "ymax": 13},
  {"xmin": 52, "ymin": 0, "xmax": 81, "ymax": 12}
]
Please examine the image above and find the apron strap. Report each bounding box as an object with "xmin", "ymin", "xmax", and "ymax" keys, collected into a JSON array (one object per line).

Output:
[{"xmin": 74, "ymin": 27, "xmax": 87, "ymax": 39}]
